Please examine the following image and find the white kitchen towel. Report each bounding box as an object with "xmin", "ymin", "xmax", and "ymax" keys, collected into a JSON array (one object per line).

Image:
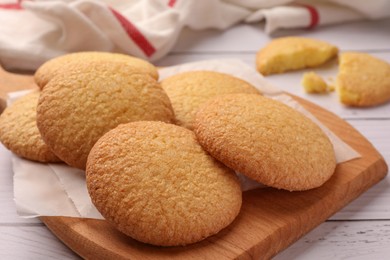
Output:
[{"xmin": 0, "ymin": 0, "xmax": 389, "ymax": 70}]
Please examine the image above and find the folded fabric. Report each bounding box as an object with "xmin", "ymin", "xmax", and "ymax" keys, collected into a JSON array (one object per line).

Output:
[{"xmin": 0, "ymin": 0, "xmax": 389, "ymax": 70}]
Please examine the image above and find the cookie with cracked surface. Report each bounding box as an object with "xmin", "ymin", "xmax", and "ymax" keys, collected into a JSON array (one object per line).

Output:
[
  {"xmin": 37, "ymin": 61, "xmax": 174, "ymax": 169},
  {"xmin": 161, "ymin": 71, "xmax": 260, "ymax": 130},
  {"xmin": 86, "ymin": 121, "xmax": 242, "ymax": 246},
  {"xmin": 34, "ymin": 51, "xmax": 159, "ymax": 88},
  {"xmin": 194, "ymin": 94, "xmax": 336, "ymax": 191},
  {"xmin": 256, "ymin": 37, "xmax": 338, "ymax": 75},
  {"xmin": 0, "ymin": 91, "xmax": 61, "ymax": 162},
  {"xmin": 336, "ymin": 52, "xmax": 390, "ymax": 107}
]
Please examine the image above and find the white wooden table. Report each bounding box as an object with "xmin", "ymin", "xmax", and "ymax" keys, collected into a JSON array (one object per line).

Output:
[{"xmin": 1, "ymin": 19, "xmax": 390, "ymax": 259}]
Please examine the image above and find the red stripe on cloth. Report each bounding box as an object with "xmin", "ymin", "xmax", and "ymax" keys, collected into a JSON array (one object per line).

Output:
[
  {"xmin": 0, "ymin": 0, "xmax": 23, "ymax": 10},
  {"xmin": 109, "ymin": 7, "xmax": 156, "ymax": 57},
  {"xmin": 168, "ymin": 0, "xmax": 176, "ymax": 7},
  {"xmin": 297, "ymin": 3, "xmax": 319, "ymax": 29}
]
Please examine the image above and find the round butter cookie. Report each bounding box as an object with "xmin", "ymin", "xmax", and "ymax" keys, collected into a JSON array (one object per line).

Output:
[
  {"xmin": 0, "ymin": 91, "xmax": 61, "ymax": 162},
  {"xmin": 37, "ymin": 61, "xmax": 174, "ymax": 169},
  {"xmin": 194, "ymin": 94, "xmax": 336, "ymax": 191},
  {"xmin": 161, "ymin": 71, "xmax": 260, "ymax": 130},
  {"xmin": 336, "ymin": 52, "xmax": 390, "ymax": 107},
  {"xmin": 256, "ymin": 37, "xmax": 338, "ymax": 75},
  {"xmin": 34, "ymin": 51, "xmax": 159, "ymax": 88},
  {"xmin": 86, "ymin": 121, "xmax": 242, "ymax": 246}
]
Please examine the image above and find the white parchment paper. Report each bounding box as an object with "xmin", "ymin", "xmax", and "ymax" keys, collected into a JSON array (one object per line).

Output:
[{"xmin": 11, "ymin": 59, "xmax": 360, "ymax": 219}]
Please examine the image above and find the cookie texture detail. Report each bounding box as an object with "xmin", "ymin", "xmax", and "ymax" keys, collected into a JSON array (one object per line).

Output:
[
  {"xmin": 194, "ymin": 94, "xmax": 336, "ymax": 191},
  {"xmin": 34, "ymin": 51, "xmax": 159, "ymax": 88},
  {"xmin": 161, "ymin": 71, "xmax": 260, "ymax": 129},
  {"xmin": 86, "ymin": 121, "xmax": 242, "ymax": 246},
  {"xmin": 0, "ymin": 91, "xmax": 61, "ymax": 162},
  {"xmin": 37, "ymin": 61, "xmax": 174, "ymax": 169}
]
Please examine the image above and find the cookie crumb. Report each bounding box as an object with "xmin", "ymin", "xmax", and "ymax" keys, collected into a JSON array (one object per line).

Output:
[{"xmin": 301, "ymin": 72, "xmax": 329, "ymax": 94}]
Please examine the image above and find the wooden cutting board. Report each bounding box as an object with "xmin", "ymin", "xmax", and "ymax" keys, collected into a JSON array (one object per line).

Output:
[
  {"xmin": 0, "ymin": 65, "xmax": 35, "ymax": 113},
  {"xmin": 1, "ymin": 65, "xmax": 387, "ymax": 259}
]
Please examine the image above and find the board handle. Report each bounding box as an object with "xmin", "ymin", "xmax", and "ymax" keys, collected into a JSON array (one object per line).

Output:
[{"xmin": 0, "ymin": 64, "xmax": 35, "ymax": 113}]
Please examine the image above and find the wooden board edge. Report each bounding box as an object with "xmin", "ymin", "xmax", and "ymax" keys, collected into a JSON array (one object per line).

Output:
[{"xmin": 41, "ymin": 155, "xmax": 388, "ymax": 260}]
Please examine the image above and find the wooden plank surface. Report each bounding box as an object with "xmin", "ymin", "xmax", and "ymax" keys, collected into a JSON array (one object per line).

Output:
[
  {"xmin": 38, "ymin": 95, "xmax": 387, "ymax": 260},
  {"xmin": 0, "ymin": 224, "xmax": 80, "ymax": 260},
  {"xmin": 274, "ymin": 220, "xmax": 390, "ymax": 260}
]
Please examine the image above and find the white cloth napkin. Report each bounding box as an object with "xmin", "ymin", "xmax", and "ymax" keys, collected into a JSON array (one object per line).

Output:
[
  {"xmin": 11, "ymin": 59, "xmax": 360, "ymax": 219},
  {"xmin": 1, "ymin": 0, "xmax": 389, "ymax": 70}
]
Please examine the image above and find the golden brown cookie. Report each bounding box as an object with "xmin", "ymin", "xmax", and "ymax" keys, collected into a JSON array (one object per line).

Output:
[
  {"xmin": 86, "ymin": 121, "xmax": 242, "ymax": 246},
  {"xmin": 336, "ymin": 52, "xmax": 390, "ymax": 107},
  {"xmin": 34, "ymin": 51, "xmax": 159, "ymax": 88},
  {"xmin": 0, "ymin": 91, "xmax": 61, "ymax": 162},
  {"xmin": 161, "ymin": 71, "xmax": 260, "ymax": 130},
  {"xmin": 194, "ymin": 94, "xmax": 336, "ymax": 191},
  {"xmin": 256, "ymin": 37, "xmax": 338, "ymax": 75},
  {"xmin": 37, "ymin": 60, "xmax": 174, "ymax": 169}
]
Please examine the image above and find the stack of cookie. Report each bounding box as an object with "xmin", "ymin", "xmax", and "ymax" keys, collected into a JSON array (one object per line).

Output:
[{"xmin": 0, "ymin": 52, "xmax": 337, "ymax": 246}]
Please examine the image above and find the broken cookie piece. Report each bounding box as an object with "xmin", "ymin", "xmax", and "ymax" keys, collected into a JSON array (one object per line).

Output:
[
  {"xmin": 336, "ymin": 52, "xmax": 390, "ymax": 107},
  {"xmin": 256, "ymin": 37, "xmax": 338, "ymax": 75}
]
